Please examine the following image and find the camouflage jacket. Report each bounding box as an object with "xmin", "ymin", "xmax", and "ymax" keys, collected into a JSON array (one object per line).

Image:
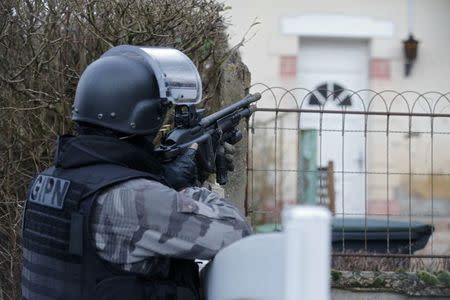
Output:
[{"xmin": 91, "ymin": 178, "xmax": 252, "ymax": 274}]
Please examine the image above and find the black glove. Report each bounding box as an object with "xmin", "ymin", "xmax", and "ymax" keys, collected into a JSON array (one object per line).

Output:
[{"xmin": 163, "ymin": 143, "xmax": 198, "ymax": 190}]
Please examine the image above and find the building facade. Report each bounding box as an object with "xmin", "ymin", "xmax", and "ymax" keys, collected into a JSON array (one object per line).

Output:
[{"xmin": 225, "ymin": 0, "xmax": 450, "ymax": 223}]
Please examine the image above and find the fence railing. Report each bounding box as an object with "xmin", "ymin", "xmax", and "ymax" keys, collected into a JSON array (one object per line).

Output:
[{"xmin": 246, "ymin": 84, "xmax": 450, "ymax": 270}]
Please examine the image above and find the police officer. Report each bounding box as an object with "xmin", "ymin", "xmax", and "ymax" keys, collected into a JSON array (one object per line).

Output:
[{"xmin": 21, "ymin": 46, "xmax": 252, "ymax": 300}]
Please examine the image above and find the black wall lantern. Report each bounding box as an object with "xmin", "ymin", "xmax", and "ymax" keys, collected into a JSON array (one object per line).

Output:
[{"xmin": 403, "ymin": 34, "xmax": 419, "ymax": 77}]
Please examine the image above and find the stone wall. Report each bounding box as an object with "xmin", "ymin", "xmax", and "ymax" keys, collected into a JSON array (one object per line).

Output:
[
  {"xmin": 332, "ymin": 270, "xmax": 450, "ymax": 298},
  {"xmin": 332, "ymin": 289, "xmax": 450, "ymax": 300},
  {"xmin": 211, "ymin": 51, "xmax": 252, "ymax": 213}
]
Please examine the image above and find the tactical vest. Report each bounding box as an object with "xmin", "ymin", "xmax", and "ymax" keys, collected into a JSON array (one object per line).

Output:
[{"xmin": 21, "ymin": 163, "xmax": 199, "ymax": 300}]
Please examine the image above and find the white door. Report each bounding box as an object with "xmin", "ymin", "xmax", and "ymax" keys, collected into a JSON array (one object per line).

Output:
[{"xmin": 297, "ymin": 37, "xmax": 369, "ymax": 215}]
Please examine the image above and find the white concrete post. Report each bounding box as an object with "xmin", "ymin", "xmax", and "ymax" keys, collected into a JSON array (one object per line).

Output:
[{"xmin": 283, "ymin": 206, "xmax": 331, "ymax": 300}]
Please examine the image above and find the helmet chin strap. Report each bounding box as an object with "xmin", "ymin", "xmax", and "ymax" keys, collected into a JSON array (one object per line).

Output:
[{"xmin": 119, "ymin": 134, "xmax": 136, "ymax": 140}]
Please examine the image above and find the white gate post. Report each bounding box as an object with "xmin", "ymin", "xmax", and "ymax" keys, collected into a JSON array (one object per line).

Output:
[{"xmin": 283, "ymin": 206, "xmax": 331, "ymax": 300}]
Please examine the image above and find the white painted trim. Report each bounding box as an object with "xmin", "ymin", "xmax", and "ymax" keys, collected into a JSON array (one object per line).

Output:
[{"xmin": 280, "ymin": 14, "xmax": 394, "ymax": 38}]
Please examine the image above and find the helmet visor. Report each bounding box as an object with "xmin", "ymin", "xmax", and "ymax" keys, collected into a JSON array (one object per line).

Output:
[{"xmin": 102, "ymin": 45, "xmax": 202, "ymax": 105}]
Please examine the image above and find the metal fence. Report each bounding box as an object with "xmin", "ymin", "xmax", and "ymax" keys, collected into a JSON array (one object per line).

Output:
[{"xmin": 246, "ymin": 84, "xmax": 450, "ymax": 270}]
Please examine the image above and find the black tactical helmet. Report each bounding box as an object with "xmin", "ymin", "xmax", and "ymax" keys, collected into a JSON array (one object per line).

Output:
[{"xmin": 72, "ymin": 45, "xmax": 202, "ymax": 137}]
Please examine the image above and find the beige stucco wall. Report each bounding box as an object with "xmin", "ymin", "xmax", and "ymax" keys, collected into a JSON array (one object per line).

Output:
[{"xmin": 225, "ymin": 0, "xmax": 450, "ymax": 92}]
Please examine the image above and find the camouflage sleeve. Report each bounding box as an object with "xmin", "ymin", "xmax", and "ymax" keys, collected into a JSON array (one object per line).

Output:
[{"xmin": 91, "ymin": 178, "xmax": 251, "ymax": 270}]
